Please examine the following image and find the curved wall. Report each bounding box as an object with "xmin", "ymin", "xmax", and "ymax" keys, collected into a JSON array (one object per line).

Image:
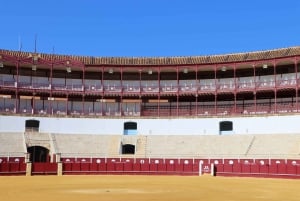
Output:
[{"xmin": 0, "ymin": 115, "xmax": 299, "ymax": 135}]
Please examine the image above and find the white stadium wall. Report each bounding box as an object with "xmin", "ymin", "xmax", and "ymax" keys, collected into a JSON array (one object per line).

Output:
[{"xmin": 0, "ymin": 115, "xmax": 300, "ymax": 135}]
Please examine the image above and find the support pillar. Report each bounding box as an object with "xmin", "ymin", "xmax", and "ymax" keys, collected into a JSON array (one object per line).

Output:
[
  {"xmin": 25, "ymin": 153, "xmax": 30, "ymax": 163},
  {"xmin": 57, "ymin": 162, "xmax": 63, "ymax": 176},
  {"xmin": 56, "ymin": 153, "xmax": 61, "ymax": 163},
  {"xmin": 199, "ymin": 163, "xmax": 202, "ymax": 176},
  {"xmin": 26, "ymin": 162, "xmax": 32, "ymax": 176}
]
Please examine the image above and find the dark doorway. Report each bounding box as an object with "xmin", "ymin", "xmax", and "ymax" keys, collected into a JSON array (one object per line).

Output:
[
  {"xmin": 122, "ymin": 144, "xmax": 135, "ymax": 154},
  {"xmin": 124, "ymin": 122, "xmax": 137, "ymax": 130},
  {"xmin": 219, "ymin": 121, "xmax": 233, "ymax": 131},
  {"xmin": 25, "ymin": 119, "xmax": 40, "ymax": 132},
  {"xmin": 124, "ymin": 121, "xmax": 137, "ymax": 135},
  {"xmin": 219, "ymin": 121, "xmax": 233, "ymax": 135},
  {"xmin": 27, "ymin": 146, "xmax": 49, "ymax": 162}
]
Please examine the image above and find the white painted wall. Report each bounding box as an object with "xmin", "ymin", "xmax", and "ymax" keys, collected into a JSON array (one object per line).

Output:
[{"xmin": 0, "ymin": 115, "xmax": 299, "ymax": 135}]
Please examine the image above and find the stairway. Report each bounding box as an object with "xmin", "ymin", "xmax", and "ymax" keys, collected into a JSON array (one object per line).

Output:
[{"xmin": 245, "ymin": 136, "xmax": 256, "ymax": 156}]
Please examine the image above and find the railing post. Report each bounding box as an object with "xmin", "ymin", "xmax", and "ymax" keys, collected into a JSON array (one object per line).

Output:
[
  {"xmin": 57, "ymin": 162, "xmax": 63, "ymax": 176},
  {"xmin": 199, "ymin": 161, "xmax": 202, "ymax": 176},
  {"xmin": 26, "ymin": 162, "xmax": 32, "ymax": 176}
]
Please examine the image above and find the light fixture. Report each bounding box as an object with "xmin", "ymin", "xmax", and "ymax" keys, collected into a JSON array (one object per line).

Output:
[
  {"xmin": 66, "ymin": 67, "xmax": 71, "ymax": 73},
  {"xmin": 66, "ymin": 60, "xmax": 70, "ymax": 65},
  {"xmin": 183, "ymin": 68, "xmax": 188, "ymax": 74},
  {"xmin": 108, "ymin": 68, "xmax": 114, "ymax": 74},
  {"xmin": 148, "ymin": 69, "xmax": 152, "ymax": 75},
  {"xmin": 262, "ymin": 64, "xmax": 268, "ymax": 69},
  {"xmin": 221, "ymin": 66, "xmax": 227, "ymax": 72},
  {"xmin": 32, "ymin": 65, "xmax": 37, "ymax": 71}
]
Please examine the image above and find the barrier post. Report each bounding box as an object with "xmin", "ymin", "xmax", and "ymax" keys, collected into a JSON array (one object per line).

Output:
[
  {"xmin": 24, "ymin": 153, "xmax": 29, "ymax": 163},
  {"xmin": 56, "ymin": 153, "xmax": 61, "ymax": 163},
  {"xmin": 26, "ymin": 162, "xmax": 32, "ymax": 176},
  {"xmin": 57, "ymin": 162, "xmax": 63, "ymax": 176},
  {"xmin": 199, "ymin": 163, "xmax": 202, "ymax": 176}
]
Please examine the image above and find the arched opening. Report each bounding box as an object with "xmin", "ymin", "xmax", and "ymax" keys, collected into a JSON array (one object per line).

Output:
[
  {"xmin": 27, "ymin": 146, "xmax": 49, "ymax": 163},
  {"xmin": 25, "ymin": 119, "xmax": 40, "ymax": 132},
  {"xmin": 124, "ymin": 121, "xmax": 137, "ymax": 135},
  {"xmin": 219, "ymin": 121, "xmax": 233, "ymax": 135},
  {"xmin": 122, "ymin": 144, "xmax": 135, "ymax": 154}
]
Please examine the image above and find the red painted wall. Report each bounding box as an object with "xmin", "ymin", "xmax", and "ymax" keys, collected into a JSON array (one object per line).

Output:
[
  {"xmin": 31, "ymin": 163, "xmax": 57, "ymax": 175},
  {"xmin": 2, "ymin": 157, "xmax": 300, "ymax": 178},
  {"xmin": 0, "ymin": 162, "xmax": 26, "ymax": 175},
  {"xmin": 60, "ymin": 157, "xmax": 300, "ymax": 178}
]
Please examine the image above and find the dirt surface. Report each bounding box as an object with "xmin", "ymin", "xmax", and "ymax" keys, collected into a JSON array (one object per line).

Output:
[{"xmin": 1, "ymin": 175, "xmax": 300, "ymax": 201}]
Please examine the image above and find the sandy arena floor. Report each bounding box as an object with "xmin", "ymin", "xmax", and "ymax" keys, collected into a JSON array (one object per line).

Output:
[{"xmin": 1, "ymin": 175, "xmax": 300, "ymax": 201}]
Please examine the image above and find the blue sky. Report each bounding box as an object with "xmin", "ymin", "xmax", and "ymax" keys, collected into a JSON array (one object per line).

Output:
[{"xmin": 1, "ymin": 0, "xmax": 300, "ymax": 57}]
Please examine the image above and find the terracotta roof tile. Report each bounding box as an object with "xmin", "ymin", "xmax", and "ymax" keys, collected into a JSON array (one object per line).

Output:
[{"xmin": 1, "ymin": 46, "xmax": 300, "ymax": 66}]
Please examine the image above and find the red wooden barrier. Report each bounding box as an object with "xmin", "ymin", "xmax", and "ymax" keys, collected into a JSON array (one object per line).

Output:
[
  {"xmin": 286, "ymin": 164, "xmax": 297, "ymax": 175},
  {"xmin": 132, "ymin": 163, "xmax": 141, "ymax": 172},
  {"xmin": 250, "ymin": 164, "xmax": 259, "ymax": 174},
  {"xmin": 32, "ymin": 163, "xmax": 57, "ymax": 175},
  {"xmin": 106, "ymin": 162, "xmax": 116, "ymax": 172},
  {"xmin": 80, "ymin": 163, "xmax": 90, "ymax": 172},
  {"xmin": 157, "ymin": 163, "xmax": 167, "ymax": 175},
  {"xmin": 115, "ymin": 162, "xmax": 124, "ymax": 172},
  {"xmin": 0, "ymin": 163, "xmax": 26, "ymax": 175},
  {"xmin": 90, "ymin": 163, "xmax": 98, "ymax": 172},
  {"xmin": 124, "ymin": 162, "xmax": 133, "ymax": 172},
  {"xmin": 140, "ymin": 160, "xmax": 150, "ymax": 173},
  {"xmin": 0, "ymin": 163, "xmax": 10, "ymax": 172},
  {"xmin": 99, "ymin": 163, "xmax": 107, "ymax": 172},
  {"xmin": 71, "ymin": 163, "xmax": 81, "ymax": 172},
  {"xmin": 232, "ymin": 163, "xmax": 242, "ymax": 173},
  {"xmin": 57, "ymin": 157, "xmax": 300, "ymax": 179},
  {"xmin": 241, "ymin": 164, "xmax": 251, "ymax": 174},
  {"xmin": 259, "ymin": 165, "xmax": 269, "ymax": 174}
]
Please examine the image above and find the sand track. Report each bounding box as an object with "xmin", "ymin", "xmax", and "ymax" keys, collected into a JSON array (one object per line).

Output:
[{"xmin": 1, "ymin": 175, "xmax": 300, "ymax": 201}]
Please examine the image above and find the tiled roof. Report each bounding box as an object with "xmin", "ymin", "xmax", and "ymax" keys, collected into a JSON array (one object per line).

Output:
[{"xmin": 1, "ymin": 46, "xmax": 300, "ymax": 66}]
